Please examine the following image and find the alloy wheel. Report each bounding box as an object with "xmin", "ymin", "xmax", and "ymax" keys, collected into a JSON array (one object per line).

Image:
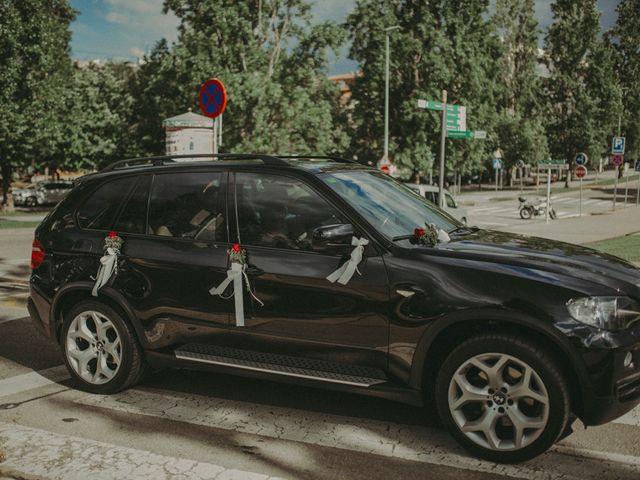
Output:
[
  {"xmin": 65, "ymin": 310, "xmax": 122, "ymax": 385},
  {"xmin": 447, "ymin": 352, "xmax": 550, "ymax": 451}
]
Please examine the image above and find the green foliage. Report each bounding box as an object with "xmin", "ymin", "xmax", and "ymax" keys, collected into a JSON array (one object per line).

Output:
[
  {"xmin": 126, "ymin": 0, "xmax": 348, "ymax": 156},
  {"xmin": 493, "ymin": 0, "xmax": 548, "ymax": 166},
  {"xmin": 543, "ymin": 0, "xmax": 623, "ymax": 166},
  {"xmin": 607, "ymin": 0, "xmax": 640, "ymax": 160},
  {"xmin": 346, "ymin": 0, "xmax": 503, "ymax": 179},
  {"xmin": 0, "ymin": 0, "xmax": 75, "ymax": 204}
]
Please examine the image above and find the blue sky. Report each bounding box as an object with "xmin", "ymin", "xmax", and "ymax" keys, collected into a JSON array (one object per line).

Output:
[{"xmin": 69, "ymin": 0, "xmax": 620, "ymax": 74}]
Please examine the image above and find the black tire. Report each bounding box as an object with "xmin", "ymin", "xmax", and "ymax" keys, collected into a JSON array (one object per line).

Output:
[
  {"xmin": 435, "ymin": 333, "xmax": 570, "ymax": 463},
  {"xmin": 549, "ymin": 208, "xmax": 557, "ymax": 220},
  {"xmin": 61, "ymin": 299, "xmax": 146, "ymax": 394},
  {"xmin": 519, "ymin": 207, "xmax": 532, "ymax": 220},
  {"xmin": 25, "ymin": 196, "xmax": 37, "ymax": 207}
]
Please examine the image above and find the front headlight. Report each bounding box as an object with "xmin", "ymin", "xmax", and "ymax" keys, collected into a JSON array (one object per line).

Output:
[{"xmin": 567, "ymin": 296, "xmax": 640, "ymax": 331}]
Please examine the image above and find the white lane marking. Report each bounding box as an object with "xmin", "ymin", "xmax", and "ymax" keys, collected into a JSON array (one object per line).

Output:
[
  {"xmin": 614, "ymin": 405, "xmax": 640, "ymax": 427},
  {"xmin": 76, "ymin": 387, "xmax": 640, "ymax": 480},
  {"xmin": 0, "ymin": 365, "xmax": 69, "ymax": 399},
  {"xmin": 0, "ymin": 422, "xmax": 282, "ymax": 480}
]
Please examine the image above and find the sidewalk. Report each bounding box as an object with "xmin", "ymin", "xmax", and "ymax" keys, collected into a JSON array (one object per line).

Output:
[{"xmin": 493, "ymin": 204, "xmax": 640, "ymax": 244}]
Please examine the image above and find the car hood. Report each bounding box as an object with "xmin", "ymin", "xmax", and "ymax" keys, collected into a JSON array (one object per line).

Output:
[{"xmin": 432, "ymin": 229, "xmax": 640, "ymax": 297}]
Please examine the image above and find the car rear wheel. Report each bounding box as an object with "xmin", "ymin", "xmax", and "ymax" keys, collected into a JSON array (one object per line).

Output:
[
  {"xmin": 61, "ymin": 299, "xmax": 146, "ymax": 394},
  {"xmin": 25, "ymin": 196, "xmax": 37, "ymax": 207},
  {"xmin": 435, "ymin": 333, "xmax": 570, "ymax": 463}
]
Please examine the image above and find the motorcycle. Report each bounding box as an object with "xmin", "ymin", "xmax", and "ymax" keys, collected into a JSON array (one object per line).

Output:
[{"xmin": 518, "ymin": 196, "xmax": 557, "ymax": 220}]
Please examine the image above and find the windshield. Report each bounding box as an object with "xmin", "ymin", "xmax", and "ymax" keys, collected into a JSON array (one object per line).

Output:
[{"xmin": 321, "ymin": 170, "xmax": 460, "ymax": 239}]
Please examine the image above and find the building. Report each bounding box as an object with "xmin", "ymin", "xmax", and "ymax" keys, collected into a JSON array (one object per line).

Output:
[{"xmin": 162, "ymin": 109, "xmax": 214, "ymax": 157}]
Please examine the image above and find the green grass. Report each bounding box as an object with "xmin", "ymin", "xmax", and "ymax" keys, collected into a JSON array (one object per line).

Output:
[
  {"xmin": 587, "ymin": 234, "xmax": 640, "ymax": 263},
  {"xmin": 0, "ymin": 220, "xmax": 41, "ymax": 229}
]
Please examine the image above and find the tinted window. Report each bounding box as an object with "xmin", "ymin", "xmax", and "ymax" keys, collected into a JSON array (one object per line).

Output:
[
  {"xmin": 148, "ymin": 172, "xmax": 225, "ymax": 240},
  {"xmin": 77, "ymin": 177, "xmax": 135, "ymax": 230},
  {"xmin": 113, "ymin": 176, "xmax": 151, "ymax": 234},
  {"xmin": 234, "ymin": 172, "xmax": 346, "ymax": 251}
]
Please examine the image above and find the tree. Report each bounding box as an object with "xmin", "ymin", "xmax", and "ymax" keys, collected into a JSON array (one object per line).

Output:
[
  {"xmin": 127, "ymin": 0, "xmax": 348, "ymax": 156},
  {"xmin": 543, "ymin": 0, "xmax": 622, "ymax": 176},
  {"xmin": 607, "ymin": 0, "xmax": 640, "ymax": 161},
  {"xmin": 0, "ymin": 0, "xmax": 75, "ymax": 207},
  {"xmin": 493, "ymin": 0, "xmax": 548, "ymax": 169},
  {"xmin": 346, "ymin": 0, "xmax": 503, "ymax": 181}
]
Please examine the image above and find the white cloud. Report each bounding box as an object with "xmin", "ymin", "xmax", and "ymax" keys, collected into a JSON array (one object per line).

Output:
[
  {"xmin": 106, "ymin": 12, "xmax": 128, "ymax": 24},
  {"xmin": 130, "ymin": 46, "xmax": 145, "ymax": 58}
]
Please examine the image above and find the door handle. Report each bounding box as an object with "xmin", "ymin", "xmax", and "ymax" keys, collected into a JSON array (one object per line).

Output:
[{"xmin": 245, "ymin": 265, "xmax": 264, "ymax": 276}]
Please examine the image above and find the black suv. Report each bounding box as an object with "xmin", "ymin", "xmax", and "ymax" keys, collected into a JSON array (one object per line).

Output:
[{"xmin": 28, "ymin": 154, "xmax": 640, "ymax": 463}]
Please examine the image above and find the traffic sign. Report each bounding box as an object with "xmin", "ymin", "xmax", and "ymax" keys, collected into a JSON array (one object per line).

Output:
[
  {"xmin": 474, "ymin": 130, "xmax": 487, "ymax": 139},
  {"xmin": 198, "ymin": 78, "xmax": 227, "ymax": 119},
  {"xmin": 416, "ymin": 99, "xmax": 463, "ymax": 113},
  {"xmin": 611, "ymin": 154, "xmax": 624, "ymax": 167},
  {"xmin": 515, "ymin": 160, "xmax": 525, "ymax": 168},
  {"xmin": 447, "ymin": 130, "xmax": 474, "ymax": 139},
  {"xmin": 446, "ymin": 106, "xmax": 466, "ymax": 131},
  {"xmin": 612, "ymin": 137, "xmax": 625, "ymax": 155},
  {"xmin": 492, "ymin": 158, "xmax": 503, "ymax": 170},
  {"xmin": 575, "ymin": 166, "xmax": 587, "ymax": 178},
  {"xmin": 538, "ymin": 159, "xmax": 566, "ymax": 166},
  {"xmin": 635, "ymin": 160, "xmax": 640, "ymax": 172},
  {"xmin": 575, "ymin": 152, "xmax": 588, "ymax": 166}
]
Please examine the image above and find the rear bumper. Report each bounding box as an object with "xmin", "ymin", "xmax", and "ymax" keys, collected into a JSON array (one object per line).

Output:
[{"xmin": 28, "ymin": 283, "xmax": 53, "ymax": 340}]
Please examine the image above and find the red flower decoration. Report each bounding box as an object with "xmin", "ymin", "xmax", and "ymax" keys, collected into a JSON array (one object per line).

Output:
[
  {"xmin": 108, "ymin": 231, "xmax": 118, "ymax": 238},
  {"xmin": 414, "ymin": 227, "xmax": 425, "ymax": 238},
  {"xmin": 232, "ymin": 243, "xmax": 242, "ymax": 253}
]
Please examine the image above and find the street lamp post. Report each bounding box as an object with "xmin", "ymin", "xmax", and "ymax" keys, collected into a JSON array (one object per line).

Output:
[{"xmin": 383, "ymin": 26, "xmax": 400, "ymax": 165}]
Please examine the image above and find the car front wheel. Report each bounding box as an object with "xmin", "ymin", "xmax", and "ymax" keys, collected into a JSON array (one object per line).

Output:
[
  {"xmin": 61, "ymin": 299, "xmax": 146, "ymax": 394},
  {"xmin": 435, "ymin": 333, "xmax": 571, "ymax": 463}
]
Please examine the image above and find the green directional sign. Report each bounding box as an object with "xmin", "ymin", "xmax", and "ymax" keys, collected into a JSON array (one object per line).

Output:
[
  {"xmin": 447, "ymin": 130, "xmax": 474, "ymax": 139},
  {"xmin": 417, "ymin": 99, "xmax": 463, "ymax": 113},
  {"xmin": 538, "ymin": 159, "xmax": 566, "ymax": 166}
]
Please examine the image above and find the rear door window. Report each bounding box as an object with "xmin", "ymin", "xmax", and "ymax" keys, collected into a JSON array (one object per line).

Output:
[
  {"xmin": 148, "ymin": 172, "xmax": 226, "ymax": 241},
  {"xmin": 113, "ymin": 176, "xmax": 151, "ymax": 235},
  {"xmin": 76, "ymin": 177, "xmax": 136, "ymax": 230}
]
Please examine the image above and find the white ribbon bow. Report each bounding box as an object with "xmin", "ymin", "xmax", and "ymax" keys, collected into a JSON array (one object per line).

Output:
[
  {"xmin": 92, "ymin": 247, "xmax": 118, "ymax": 296},
  {"xmin": 326, "ymin": 236, "xmax": 369, "ymax": 285},
  {"xmin": 210, "ymin": 262, "xmax": 264, "ymax": 327}
]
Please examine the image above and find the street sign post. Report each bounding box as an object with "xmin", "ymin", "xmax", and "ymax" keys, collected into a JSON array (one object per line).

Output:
[
  {"xmin": 516, "ymin": 160, "xmax": 525, "ymax": 192},
  {"xmin": 199, "ymin": 78, "xmax": 227, "ymax": 154},
  {"xmin": 474, "ymin": 130, "xmax": 487, "ymax": 139},
  {"xmin": 635, "ymin": 160, "xmax": 640, "ymax": 207},
  {"xmin": 612, "ymin": 137, "xmax": 625, "ymax": 155},
  {"xmin": 446, "ymin": 106, "xmax": 466, "ymax": 131},
  {"xmin": 610, "ymin": 154, "xmax": 624, "ymax": 211},
  {"xmin": 575, "ymin": 166, "xmax": 587, "ymax": 216}
]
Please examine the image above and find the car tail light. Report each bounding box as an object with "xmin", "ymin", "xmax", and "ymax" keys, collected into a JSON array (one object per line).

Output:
[{"xmin": 31, "ymin": 239, "xmax": 45, "ymax": 269}]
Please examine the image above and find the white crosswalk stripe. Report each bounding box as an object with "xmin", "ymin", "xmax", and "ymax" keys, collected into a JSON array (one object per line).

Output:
[
  {"xmin": 0, "ymin": 422, "xmax": 283, "ymax": 480},
  {"xmin": 73, "ymin": 386, "xmax": 640, "ymax": 480}
]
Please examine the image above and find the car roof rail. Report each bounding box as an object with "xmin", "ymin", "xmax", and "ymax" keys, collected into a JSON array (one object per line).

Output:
[
  {"xmin": 275, "ymin": 155, "xmax": 359, "ymax": 164},
  {"xmin": 100, "ymin": 153, "xmax": 289, "ymax": 172}
]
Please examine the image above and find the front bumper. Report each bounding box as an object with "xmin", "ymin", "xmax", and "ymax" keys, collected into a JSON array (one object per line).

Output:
[{"xmin": 580, "ymin": 345, "xmax": 640, "ymax": 425}]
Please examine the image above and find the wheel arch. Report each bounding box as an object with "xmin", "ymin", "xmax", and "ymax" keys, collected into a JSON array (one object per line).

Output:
[
  {"xmin": 50, "ymin": 282, "xmax": 146, "ymax": 347},
  {"xmin": 411, "ymin": 310, "xmax": 590, "ymax": 419}
]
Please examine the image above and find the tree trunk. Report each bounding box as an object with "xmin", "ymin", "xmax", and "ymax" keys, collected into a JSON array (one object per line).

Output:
[{"xmin": 1, "ymin": 161, "xmax": 14, "ymax": 212}]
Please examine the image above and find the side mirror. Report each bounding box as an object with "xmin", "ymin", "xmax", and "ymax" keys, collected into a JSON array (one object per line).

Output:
[{"xmin": 311, "ymin": 223, "xmax": 354, "ymax": 251}]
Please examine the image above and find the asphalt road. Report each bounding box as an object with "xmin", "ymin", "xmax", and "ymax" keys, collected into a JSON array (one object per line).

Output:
[{"xmin": 1, "ymin": 194, "xmax": 640, "ymax": 479}]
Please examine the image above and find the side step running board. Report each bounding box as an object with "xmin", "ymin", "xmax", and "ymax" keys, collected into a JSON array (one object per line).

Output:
[{"xmin": 175, "ymin": 344, "xmax": 387, "ymax": 387}]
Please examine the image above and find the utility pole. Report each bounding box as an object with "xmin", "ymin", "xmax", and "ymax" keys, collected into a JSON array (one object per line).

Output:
[
  {"xmin": 438, "ymin": 89, "xmax": 448, "ymax": 208},
  {"xmin": 383, "ymin": 26, "xmax": 400, "ymax": 165}
]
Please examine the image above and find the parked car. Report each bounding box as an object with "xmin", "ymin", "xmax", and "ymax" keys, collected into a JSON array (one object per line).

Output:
[
  {"xmin": 405, "ymin": 183, "xmax": 468, "ymax": 224},
  {"xmin": 13, "ymin": 181, "xmax": 73, "ymax": 207},
  {"xmin": 28, "ymin": 154, "xmax": 640, "ymax": 463}
]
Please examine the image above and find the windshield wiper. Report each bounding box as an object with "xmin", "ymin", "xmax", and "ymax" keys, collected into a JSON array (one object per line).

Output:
[
  {"xmin": 447, "ymin": 225, "xmax": 479, "ymax": 235},
  {"xmin": 391, "ymin": 234, "xmax": 415, "ymax": 242}
]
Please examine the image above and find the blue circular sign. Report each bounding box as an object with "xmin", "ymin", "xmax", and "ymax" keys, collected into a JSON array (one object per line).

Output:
[
  {"xmin": 575, "ymin": 152, "xmax": 588, "ymax": 166},
  {"xmin": 198, "ymin": 78, "xmax": 227, "ymax": 119}
]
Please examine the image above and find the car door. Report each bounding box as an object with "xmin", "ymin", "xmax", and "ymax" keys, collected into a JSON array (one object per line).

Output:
[
  {"xmin": 106, "ymin": 171, "xmax": 233, "ymax": 349},
  {"xmin": 224, "ymin": 171, "xmax": 390, "ymax": 371}
]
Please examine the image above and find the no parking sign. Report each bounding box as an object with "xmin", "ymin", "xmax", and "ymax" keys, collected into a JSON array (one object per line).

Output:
[{"xmin": 199, "ymin": 78, "xmax": 227, "ymax": 119}]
